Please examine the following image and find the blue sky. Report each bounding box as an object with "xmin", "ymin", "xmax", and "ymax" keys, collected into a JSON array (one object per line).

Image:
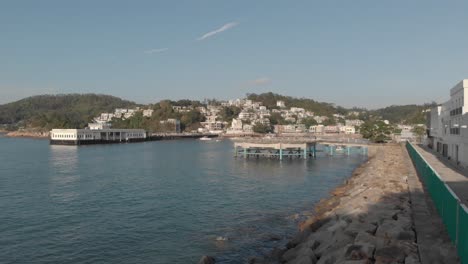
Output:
[{"xmin": 1, "ymin": 0, "xmax": 468, "ymax": 108}]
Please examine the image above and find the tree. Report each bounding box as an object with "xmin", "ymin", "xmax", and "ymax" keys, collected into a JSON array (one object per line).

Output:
[
  {"xmin": 253, "ymin": 123, "xmax": 272, "ymax": 134},
  {"xmin": 322, "ymin": 117, "xmax": 336, "ymax": 126},
  {"xmin": 360, "ymin": 120, "xmax": 393, "ymax": 143},
  {"xmin": 268, "ymin": 112, "xmax": 287, "ymax": 125},
  {"xmin": 301, "ymin": 117, "xmax": 318, "ymax": 128},
  {"xmin": 411, "ymin": 125, "xmax": 426, "ymax": 143},
  {"xmin": 219, "ymin": 106, "xmax": 241, "ymax": 123}
]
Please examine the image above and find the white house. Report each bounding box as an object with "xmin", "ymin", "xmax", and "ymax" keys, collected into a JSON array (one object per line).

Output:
[
  {"xmin": 230, "ymin": 118, "xmax": 243, "ymax": 131},
  {"xmin": 238, "ymin": 111, "xmax": 255, "ymax": 120},
  {"xmin": 143, "ymin": 109, "xmax": 154, "ymax": 117},
  {"xmin": 339, "ymin": 126, "xmax": 356, "ymax": 134},
  {"xmin": 309, "ymin": 125, "xmax": 324, "ymax": 134},
  {"xmin": 428, "ymin": 79, "xmax": 468, "ymax": 167}
]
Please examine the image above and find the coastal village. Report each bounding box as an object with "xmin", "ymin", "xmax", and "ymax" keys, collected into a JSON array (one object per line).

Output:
[{"xmin": 67, "ymin": 96, "xmax": 423, "ymax": 142}]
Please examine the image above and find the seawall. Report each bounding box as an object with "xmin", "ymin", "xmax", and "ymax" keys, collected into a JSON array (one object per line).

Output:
[{"xmin": 242, "ymin": 144, "xmax": 458, "ymax": 264}]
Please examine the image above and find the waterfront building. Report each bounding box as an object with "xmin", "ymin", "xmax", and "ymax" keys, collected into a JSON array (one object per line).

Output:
[
  {"xmin": 274, "ymin": 124, "xmax": 299, "ymax": 134},
  {"xmin": 309, "ymin": 125, "xmax": 324, "ymax": 134},
  {"xmin": 295, "ymin": 124, "xmax": 306, "ymax": 133},
  {"xmin": 50, "ymin": 123, "xmax": 146, "ymax": 145},
  {"xmin": 230, "ymin": 118, "xmax": 243, "ymax": 131},
  {"xmin": 428, "ymin": 79, "xmax": 468, "ymax": 166},
  {"xmin": 324, "ymin": 126, "xmax": 340, "ymax": 134},
  {"xmin": 339, "ymin": 125, "xmax": 356, "ymax": 134}
]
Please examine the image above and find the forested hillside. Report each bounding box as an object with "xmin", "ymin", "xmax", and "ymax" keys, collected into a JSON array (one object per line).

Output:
[
  {"xmin": 369, "ymin": 104, "xmax": 435, "ymax": 124},
  {"xmin": 247, "ymin": 92, "xmax": 430, "ymax": 124},
  {"xmin": 247, "ymin": 92, "xmax": 347, "ymax": 116},
  {"xmin": 0, "ymin": 94, "xmax": 136, "ymax": 130},
  {"xmin": 0, "ymin": 92, "xmax": 432, "ymax": 132}
]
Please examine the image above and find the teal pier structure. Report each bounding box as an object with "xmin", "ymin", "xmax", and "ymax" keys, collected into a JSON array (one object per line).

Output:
[
  {"xmin": 234, "ymin": 141, "xmax": 317, "ymax": 160},
  {"xmin": 233, "ymin": 138, "xmax": 368, "ymax": 160}
]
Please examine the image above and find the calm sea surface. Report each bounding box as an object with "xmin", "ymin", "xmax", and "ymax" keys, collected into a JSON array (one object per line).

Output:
[{"xmin": 0, "ymin": 135, "xmax": 366, "ymax": 264}]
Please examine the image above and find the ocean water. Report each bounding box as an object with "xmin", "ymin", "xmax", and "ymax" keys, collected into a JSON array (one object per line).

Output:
[{"xmin": 0, "ymin": 135, "xmax": 366, "ymax": 264}]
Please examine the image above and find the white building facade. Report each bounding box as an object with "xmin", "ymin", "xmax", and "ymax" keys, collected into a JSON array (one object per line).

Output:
[
  {"xmin": 428, "ymin": 80, "xmax": 468, "ymax": 167},
  {"xmin": 50, "ymin": 128, "xmax": 146, "ymax": 145}
]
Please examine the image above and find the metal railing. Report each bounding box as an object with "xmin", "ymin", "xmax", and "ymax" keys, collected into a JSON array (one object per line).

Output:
[{"xmin": 406, "ymin": 142, "xmax": 468, "ymax": 264}]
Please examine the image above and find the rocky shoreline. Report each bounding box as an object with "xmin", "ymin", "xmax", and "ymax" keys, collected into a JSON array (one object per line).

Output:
[
  {"xmin": 200, "ymin": 144, "xmax": 423, "ymax": 264},
  {"xmin": 4, "ymin": 130, "xmax": 49, "ymax": 138}
]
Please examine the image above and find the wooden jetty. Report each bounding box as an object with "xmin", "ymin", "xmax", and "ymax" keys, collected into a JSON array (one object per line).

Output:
[{"xmin": 233, "ymin": 138, "xmax": 368, "ymax": 159}]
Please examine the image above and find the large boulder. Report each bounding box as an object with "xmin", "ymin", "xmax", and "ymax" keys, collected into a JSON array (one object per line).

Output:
[
  {"xmin": 344, "ymin": 243, "xmax": 375, "ymax": 261},
  {"xmin": 314, "ymin": 232, "xmax": 354, "ymax": 258},
  {"xmin": 283, "ymin": 245, "xmax": 316, "ymax": 263},
  {"xmin": 344, "ymin": 221, "xmax": 378, "ymax": 237},
  {"xmin": 375, "ymin": 220, "xmax": 415, "ymax": 241},
  {"xmin": 374, "ymin": 246, "xmax": 406, "ymax": 264}
]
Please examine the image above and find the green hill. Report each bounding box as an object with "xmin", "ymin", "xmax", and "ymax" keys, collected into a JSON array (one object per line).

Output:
[
  {"xmin": 246, "ymin": 92, "xmax": 347, "ymax": 116},
  {"xmin": 0, "ymin": 94, "xmax": 136, "ymax": 130},
  {"xmin": 247, "ymin": 92, "xmax": 431, "ymax": 124},
  {"xmin": 369, "ymin": 104, "xmax": 434, "ymax": 124}
]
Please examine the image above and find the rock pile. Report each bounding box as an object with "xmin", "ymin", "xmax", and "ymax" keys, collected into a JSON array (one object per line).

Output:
[{"xmin": 254, "ymin": 145, "xmax": 421, "ymax": 264}]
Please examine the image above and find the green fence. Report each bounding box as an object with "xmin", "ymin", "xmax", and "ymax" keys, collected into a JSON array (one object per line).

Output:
[
  {"xmin": 406, "ymin": 142, "xmax": 467, "ymax": 264},
  {"xmin": 459, "ymin": 204, "xmax": 468, "ymax": 264}
]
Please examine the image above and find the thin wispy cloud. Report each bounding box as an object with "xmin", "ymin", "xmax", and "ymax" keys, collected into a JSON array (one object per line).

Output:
[
  {"xmin": 197, "ymin": 22, "xmax": 239, "ymax": 41},
  {"xmin": 144, "ymin": 48, "xmax": 169, "ymax": 54},
  {"xmin": 250, "ymin": 77, "xmax": 271, "ymax": 86}
]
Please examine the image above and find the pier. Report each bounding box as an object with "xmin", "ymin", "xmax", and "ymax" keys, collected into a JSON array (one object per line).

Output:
[
  {"xmin": 233, "ymin": 138, "xmax": 368, "ymax": 159},
  {"xmin": 50, "ymin": 129, "xmax": 219, "ymax": 145},
  {"xmin": 235, "ymin": 141, "xmax": 317, "ymax": 160}
]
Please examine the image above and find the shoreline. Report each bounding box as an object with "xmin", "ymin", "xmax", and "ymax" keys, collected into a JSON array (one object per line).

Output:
[
  {"xmin": 271, "ymin": 144, "xmax": 417, "ymax": 263},
  {"xmin": 223, "ymin": 144, "xmax": 421, "ymax": 264},
  {"xmin": 3, "ymin": 130, "xmax": 49, "ymax": 139}
]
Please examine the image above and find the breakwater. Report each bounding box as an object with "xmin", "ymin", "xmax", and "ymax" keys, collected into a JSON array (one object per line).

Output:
[
  {"xmin": 226, "ymin": 145, "xmax": 416, "ymax": 263},
  {"xmin": 228, "ymin": 144, "xmax": 431, "ymax": 264}
]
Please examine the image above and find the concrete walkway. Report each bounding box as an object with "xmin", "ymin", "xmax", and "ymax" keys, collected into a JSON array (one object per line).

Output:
[
  {"xmin": 413, "ymin": 145, "xmax": 468, "ymax": 205},
  {"xmin": 402, "ymin": 145, "xmax": 459, "ymax": 264}
]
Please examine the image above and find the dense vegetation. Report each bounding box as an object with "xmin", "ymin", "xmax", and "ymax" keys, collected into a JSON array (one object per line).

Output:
[
  {"xmin": 359, "ymin": 120, "xmax": 394, "ymax": 143},
  {"xmin": 0, "ymin": 94, "xmax": 136, "ymax": 131},
  {"xmin": 112, "ymin": 100, "xmax": 205, "ymax": 132},
  {"xmin": 248, "ymin": 92, "xmax": 431, "ymax": 125},
  {"xmin": 247, "ymin": 92, "xmax": 346, "ymax": 117},
  {"xmin": 369, "ymin": 104, "xmax": 435, "ymax": 125},
  {"xmin": 0, "ymin": 92, "xmax": 432, "ymax": 132}
]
